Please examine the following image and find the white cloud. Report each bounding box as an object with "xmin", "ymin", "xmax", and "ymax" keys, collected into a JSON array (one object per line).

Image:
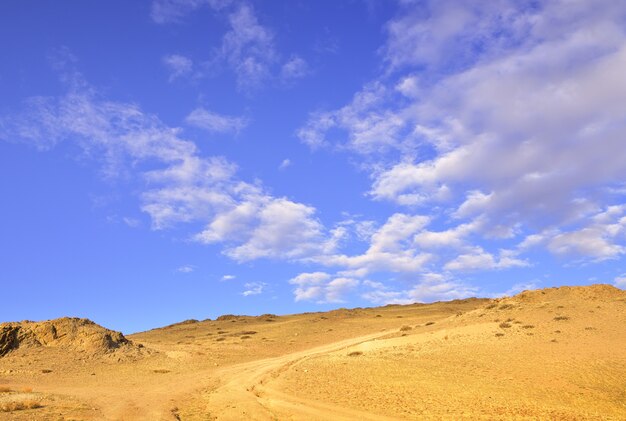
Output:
[
  {"xmin": 361, "ymin": 272, "xmax": 477, "ymax": 304},
  {"xmin": 185, "ymin": 107, "xmax": 248, "ymax": 134},
  {"xmin": 122, "ymin": 217, "xmax": 141, "ymax": 228},
  {"xmin": 319, "ymin": 213, "xmax": 432, "ymax": 276},
  {"xmin": 279, "ymin": 158, "xmax": 291, "ymax": 170},
  {"xmin": 242, "ymin": 282, "xmax": 266, "ymax": 296},
  {"xmin": 151, "ymin": 0, "xmax": 232, "ymax": 24},
  {"xmin": 177, "ymin": 265, "xmax": 195, "ymax": 273},
  {"xmin": 444, "ymin": 248, "xmax": 528, "ymax": 272},
  {"xmin": 281, "ymin": 55, "xmax": 309, "ymax": 81},
  {"xmin": 220, "ymin": 3, "xmax": 277, "ymax": 91},
  {"xmin": 614, "ymin": 275, "xmax": 626, "ymax": 289},
  {"xmin": 162, "ymin": 54, "xmax": 193, "ymax": 81},
  {"xmin": 289, "ymin": 272, "xmax": 359, "ymax": 303},
  {"xmin": 221, "ymin": 274, "xmax": 236, "ymax": 281},
  {"xmin": 1, "ymin": 69, "xmax": 339, "ymax": 268},
  {"xmin": 297, "ymin": 0, "xmax": 626, "ymax": 265}
]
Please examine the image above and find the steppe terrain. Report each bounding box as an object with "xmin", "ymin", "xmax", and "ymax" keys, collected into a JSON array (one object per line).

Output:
[{"xmin": 1, "ymin": 284, "xmax": 625, "ymax": 420}]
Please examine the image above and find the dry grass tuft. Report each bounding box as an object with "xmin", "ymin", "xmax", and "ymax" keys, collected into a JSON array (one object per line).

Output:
[
  {"xmin": 499, "ymin": 304, "xmax": 514, "ymax": 310},
  {"xmin": 153, "ymin": 369, "xmax": 171, "ymax": 374},
  {"xmin": 485, "ymin": 303, "xmax": 497, "ymax": 309},
  {"xmin": 240, "ymin": 335, "xmax": 251, "ymax": 340},
  {"xmin": 41, "ymin": 369, "xmax": 53, "ymax": 374},
  {"xmin": 399, "ymin": 325, "xmax": 412, "ymax": 332},
  {"xmin": 522, "ymin": 325, "xmax": 535, "ymax": 329},
  {"xmin": 495, "ymin": 333, "xmax": 504, "ymax": 337},
  {"xmin": 0, "ymin": 400, "xmax": 41, "ymax": 412},
  {"xmin": 554, "ymin": 316, "xmax": 570, "ymax": 321},
  {"xmin": 425, "ymin": 321, "xmax": 435, "ymax": 326},
  {"xmin": 499, "ymin": 322, "xmax": 512, "ymax": 329},
  {"xmin": 347, "ymin": 351, "xmax": 363, "ymax": 357}
]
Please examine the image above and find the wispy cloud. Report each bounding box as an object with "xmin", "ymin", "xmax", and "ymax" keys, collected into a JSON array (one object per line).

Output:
[
  {"xmin": 151, "ymin": 0, "xmax": 232, "ymax": 24},
  {"xmin": 1, "ymin": 68, "xmax": 338, "ymax": 266},
  {"xmin": 153, "ymin": 1, "xmax": 309, "ymax": 91},
  {"xmin": 177, "ymin": 265, "xmax": 195, "ymax": 273},
  {"xmin": 279, "ymin": 158, "xmax": 291, "ymax": 170},
  {"xmin": 242, "ymin": 281, "xmax": 266, "ymax": 296},
  {"xmin": 163, "ymin": 54, "xmax": 193, "ymax": 81},
  {"xmin": 221, "ymin": 274, "xmax": 236, "ymax": 281},
  {"xmin": 185, "ymin": 107, "xmax": 248, "ymax": 134}
]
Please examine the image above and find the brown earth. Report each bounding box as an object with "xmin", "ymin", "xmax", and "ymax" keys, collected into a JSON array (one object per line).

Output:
[{"xmin": 0, "ymin": 284, "xmax": 625, "ymax": 420}]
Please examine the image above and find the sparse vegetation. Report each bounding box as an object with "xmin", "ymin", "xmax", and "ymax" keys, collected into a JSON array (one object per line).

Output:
[
  {"xmin": 499, "ymin": 304, "xmax": 514, "ymax": 310},
  {"xmin": 399, "ymin": 325, "xmax": 412, "ymax": 332},
  {"xmin": 485, "ymin": 303, "xmax": 498, "ymax": 309},
  {"xmin": 347, "ymin": 351, "xmax": 363, "ymax": 357},
  {"xmin": 0, "ymin": 400, "xmax": 41, "ymax": 412},
  {"xmin": 41, "ymin": 369, "xmax": 53, "ymax": 374},
  {"xmin": 554, "ymin": 316, "xmax": 570, "ymax": 321},
  {"xmin": 499, "ymin": 322, "xmax": 512, "ymax": 328},
  {"xmin": 240, "ymin": 335, "xmax": 251, "ymax": 340},
  {"xmin": 239, "ymin": 331, "xmax": 257, "ymax": 335},
  {"xmin": 495, "ymin": 333, "xmax": 504, "ymax": 337},
  {"xmin": 215, "ymin": 337, "xmax": 226, "ymax": 342},
  {"xmin": 425, "ymin": 321, "xmax": 435, "ymax": 326},
  {"xmin": 522, "ymin": 325, "xmax": 535, "ymax": 329},
  {"xmin": 153, "ymin": 369, "xmax": 170, "ymax": 374},
  {"xmin": 584, "ymin": 326, "xmax": 596, "ymax": 330}
]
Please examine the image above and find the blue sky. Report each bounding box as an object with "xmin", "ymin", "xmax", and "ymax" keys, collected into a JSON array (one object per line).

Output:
[{"xmin": 1, "ymin": 0, "xmax": 626, "ymax": 333}]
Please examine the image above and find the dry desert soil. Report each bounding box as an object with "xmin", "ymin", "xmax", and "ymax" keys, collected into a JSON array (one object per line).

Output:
[{"xmin": 1, "ymin": 284, "xmax": 625, "ymax": 420}]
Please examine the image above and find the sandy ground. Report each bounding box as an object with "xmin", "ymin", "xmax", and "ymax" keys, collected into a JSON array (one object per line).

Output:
[{"xmin": 0, "ymin": 284, "xmax": 625, "ymax": 420}]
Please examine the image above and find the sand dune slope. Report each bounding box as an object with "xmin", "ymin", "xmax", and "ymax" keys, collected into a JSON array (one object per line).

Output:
[{"xmin": 0, "ymin": 285, "xmax": 624, "ymax": 420}]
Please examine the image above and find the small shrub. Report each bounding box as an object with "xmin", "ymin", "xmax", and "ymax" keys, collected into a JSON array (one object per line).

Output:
[
  {"xmin": 347, "ymin": 351, "xmax": 363, "ymax": 357},
  {"xmin": 240, "ymin": 331, "xmax": 257, "ymax": 335},
  {"xmin": 399, "ymin": 325, "xmax": 412, "ymax": 332},
  {"xmin": 554, "ymin": 316, "xmax": 570, "ymax": 321},
  {"xmin": 499, "ymin": 322, "xmax": 512, "ymax": 328},
  {"xmin": 425, "ymin": 321, "xmax": 435, "ymax": 326},
  {"xmin": 584, "ymin": 326, "xmax": 596, "ymax": 331},
  {"xmin": 41, "ymin": 369, "xmax": 52, "ymax": 374},
  {"xmin": 375, "ymin": 314, "xmax": 382, "ymax": 318},
  {"xmin": 215, "ymin": 337, "xmax": 226, "ymax": 341},
  {"xmin": 522, "ymin": 325, "xmax": 535, "ymax": 329},
  {"xmin": 240, "ymin": 335, "xmax": 251, "ymax": 340},
  {"xmin": 485, "ymin": 303, "xmax": 498, "ymax": 309},
  {"xmin": 0, "ymin": 400, "xmax": 41, "ymax": 412},
  {"xmin": 499, "ymin": 304, "xmax": 514, "ymax": 310},
  {"xmin": 153, "ymin": 369, "xmax": 170, "ymax": 374},
  {"xmin": 495, "ymin": 333, "xmax": 504, "ymax": 337},
  {"xmin": 551, "ymin": 339, "xmax": 558, "ymax": 343},
  {"xmin": 396, "ymin": 315, "xmax": 403, "ymax": 318}
]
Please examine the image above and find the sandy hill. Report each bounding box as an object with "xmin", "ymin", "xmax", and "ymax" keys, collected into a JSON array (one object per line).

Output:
[
  {"xmin": 0, "ymin": 284, "xmax": 625, "ymax": 420},
  {"xmin": 0, "ymin": 317, "xmax": 140, "ymax": 358}
]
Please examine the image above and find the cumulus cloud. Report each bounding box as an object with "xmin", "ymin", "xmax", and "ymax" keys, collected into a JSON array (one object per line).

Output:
[
  {"xmin": 297, "ymin": 0, "xmax": 626, "ymax": 265},
  {"xmin": 361, "ymin": 273, "xmax": 477, "ymax": 305},
  {"xmin": 0, "ymin": 69, "xmax": 338, "ymax": 266},
  {"xmin": 289, "ymin": 272, "xmax": 359, "ymax": 303},
  {"xmin": 185, "ymin": 107, "xmax": 248, "ymax": 134}
]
